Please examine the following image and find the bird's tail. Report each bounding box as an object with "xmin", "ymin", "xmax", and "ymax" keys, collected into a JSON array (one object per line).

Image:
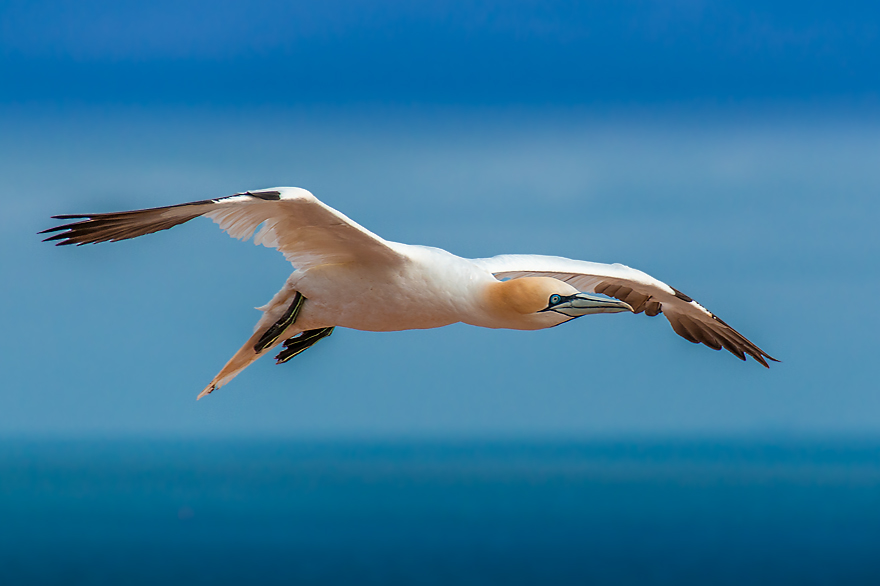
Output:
[{"xmin": 197, "ymin": 286, "xmax": 301, "ymax": 400}]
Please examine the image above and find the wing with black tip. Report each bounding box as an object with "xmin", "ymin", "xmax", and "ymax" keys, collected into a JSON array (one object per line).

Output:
[
  {"xmin": 472, "ymin": 254, "xmax": 777, "ymax": 367},
  {"xmin": 41, "ymin": 187, "xmax": 405, "ymax": 270}
]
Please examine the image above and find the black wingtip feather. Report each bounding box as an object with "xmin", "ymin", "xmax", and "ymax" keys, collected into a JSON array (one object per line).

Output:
[{"xmin": 246, "ymin": 190, "xmax": 282, "ymax": 201}]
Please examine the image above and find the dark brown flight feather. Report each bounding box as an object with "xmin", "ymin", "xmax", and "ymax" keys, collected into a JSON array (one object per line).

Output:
[
  {"xmin": 594, "ymin": 279, "xmax": 777, "ymax": 367},
  {"xmin": 39, "ymin": 191, "xmax": 281, "ymax": 246}
]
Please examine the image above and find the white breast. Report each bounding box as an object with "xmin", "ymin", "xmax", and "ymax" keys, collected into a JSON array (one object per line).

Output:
[{"xmin": 288, "ymin": 244, "xmax": 497, "ymax": 332}]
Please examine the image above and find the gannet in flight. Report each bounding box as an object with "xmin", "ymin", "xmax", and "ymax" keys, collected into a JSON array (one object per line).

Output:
[{"xmin": 41, "ymin": 187, "xmax": 777, "ymax": 399}]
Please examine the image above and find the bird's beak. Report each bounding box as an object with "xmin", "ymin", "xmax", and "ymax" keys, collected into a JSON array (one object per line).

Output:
[{"xmin": 543, "ymin": 292, "xmax": 633, "ymax": 317}]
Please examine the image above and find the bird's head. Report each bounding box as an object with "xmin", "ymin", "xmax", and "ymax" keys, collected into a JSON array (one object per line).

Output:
[{"xmin": 485, "ymin": 277, "xmax": 632, "ymax": 327}]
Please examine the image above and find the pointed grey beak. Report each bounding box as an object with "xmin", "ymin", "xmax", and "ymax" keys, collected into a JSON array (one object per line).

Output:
[{"xmin": 543, "ymin": 292, "xmax": 633, "ymax": 317}]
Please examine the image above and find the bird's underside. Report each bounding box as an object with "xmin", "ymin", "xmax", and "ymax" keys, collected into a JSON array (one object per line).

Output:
[{"xmin": 41, "ymin": 187, "xmax": 778, "ymax": 398}]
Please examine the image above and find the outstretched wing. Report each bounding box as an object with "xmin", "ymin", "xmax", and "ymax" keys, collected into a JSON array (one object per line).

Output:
[
  {"xmin": 41, "ymin": 187, "xmax": 404, "ymax": 270},
  {"xmin": 472, "ymin": 254, "xmax": 777, "ymax": 367}
]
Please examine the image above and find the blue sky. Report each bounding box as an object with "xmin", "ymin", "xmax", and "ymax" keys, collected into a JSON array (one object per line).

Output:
[
  {"xmin": 1, "ymin": 1, "xmax": 878, "ymax": 438},
  {"xmin": 4, "ymin": 0, "xmax": 880, "ymax": 104}
]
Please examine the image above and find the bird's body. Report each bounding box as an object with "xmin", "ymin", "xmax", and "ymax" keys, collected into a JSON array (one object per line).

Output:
[
  {"xmin": 42, "ymin": 187, "xmax": 776, "ymax": 398},
  {"xmin": 288, "ymin": 244, "xmax": 496, "ymax": 332},
  {"xmin": 285, "ymin": 244, "xmax": 575, "ymax": 332}
]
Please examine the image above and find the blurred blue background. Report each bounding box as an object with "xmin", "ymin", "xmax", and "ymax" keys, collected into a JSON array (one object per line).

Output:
[
  {"xmin": 2, "ymin": 0, "xmax": 878, "ymax": 438},
  {"xmin": 2, "ymin": 1, "xmax": 880, "ymax": 583}
]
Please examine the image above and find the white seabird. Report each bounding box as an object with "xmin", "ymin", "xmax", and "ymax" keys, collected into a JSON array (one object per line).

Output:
[{"xmin": 41, "ymin": 187, "xmax": 777, "ymax": 399}]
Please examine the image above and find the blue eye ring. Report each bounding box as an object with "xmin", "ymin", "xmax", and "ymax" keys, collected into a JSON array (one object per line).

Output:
[{"xmin": 549, "ymin": 294, "xmax": 562, "ymax": 305}]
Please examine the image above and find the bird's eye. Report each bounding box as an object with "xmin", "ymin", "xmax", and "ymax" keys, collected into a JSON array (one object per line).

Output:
[{"xmin": 549, "ymin": 294, "xmax": 562, "ymax": 305}]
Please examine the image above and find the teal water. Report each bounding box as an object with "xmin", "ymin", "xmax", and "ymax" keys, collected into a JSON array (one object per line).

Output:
[{"xmin": 1, "ymin": 439, "xmax": 879, "ymax": 584}]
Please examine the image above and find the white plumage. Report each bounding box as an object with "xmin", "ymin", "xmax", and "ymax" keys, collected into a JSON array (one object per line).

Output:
[{"xmin": 42, "ymin": 187, "xmax": 776, "ymax": 399}]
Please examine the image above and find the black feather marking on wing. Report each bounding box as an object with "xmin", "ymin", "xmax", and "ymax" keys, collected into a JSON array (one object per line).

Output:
[
  {"xmin": 39, "ymin": 198, "xmax": 217, "ymax": 245},
  {"xmin": 671, "ymin": 287, "xmax": 693, "ymax": 303},
  {"xmin": 247, "ymin": 190, "xmax": 281, "ymax": 201},
  {"xmin": 39, "ymin": 210, "xmax": 206, "ymax": 245},
  {"xmin": 667, "ymin": 304, "xmax": 777, "ymax": 366},
  {"xmin": 665, "ymin": 286, "xmax": 778, "ymax": 367},
  {"xmin": 39, "ymin": 191, "xmax": 282, "ymax": 246}
]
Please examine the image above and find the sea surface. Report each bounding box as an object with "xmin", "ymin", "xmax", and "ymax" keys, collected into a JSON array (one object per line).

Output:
[{"xmin": 1, "ymin": 439, "xmax": 879, "ymax": 585}]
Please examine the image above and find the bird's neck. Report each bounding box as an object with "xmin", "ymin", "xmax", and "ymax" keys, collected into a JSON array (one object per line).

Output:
[
  {"xmin": 484, "ymin": 278, "xmax": 558, "ymax": 314},
  {"xmin": 468, "ymin": 278, "xmax": 569, "ymax": 331}
]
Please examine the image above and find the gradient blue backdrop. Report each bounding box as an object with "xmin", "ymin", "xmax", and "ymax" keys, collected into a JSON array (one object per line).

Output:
[{"xmin": 1, "ymin": 0, "xmax": 878, "ymax": 438}]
